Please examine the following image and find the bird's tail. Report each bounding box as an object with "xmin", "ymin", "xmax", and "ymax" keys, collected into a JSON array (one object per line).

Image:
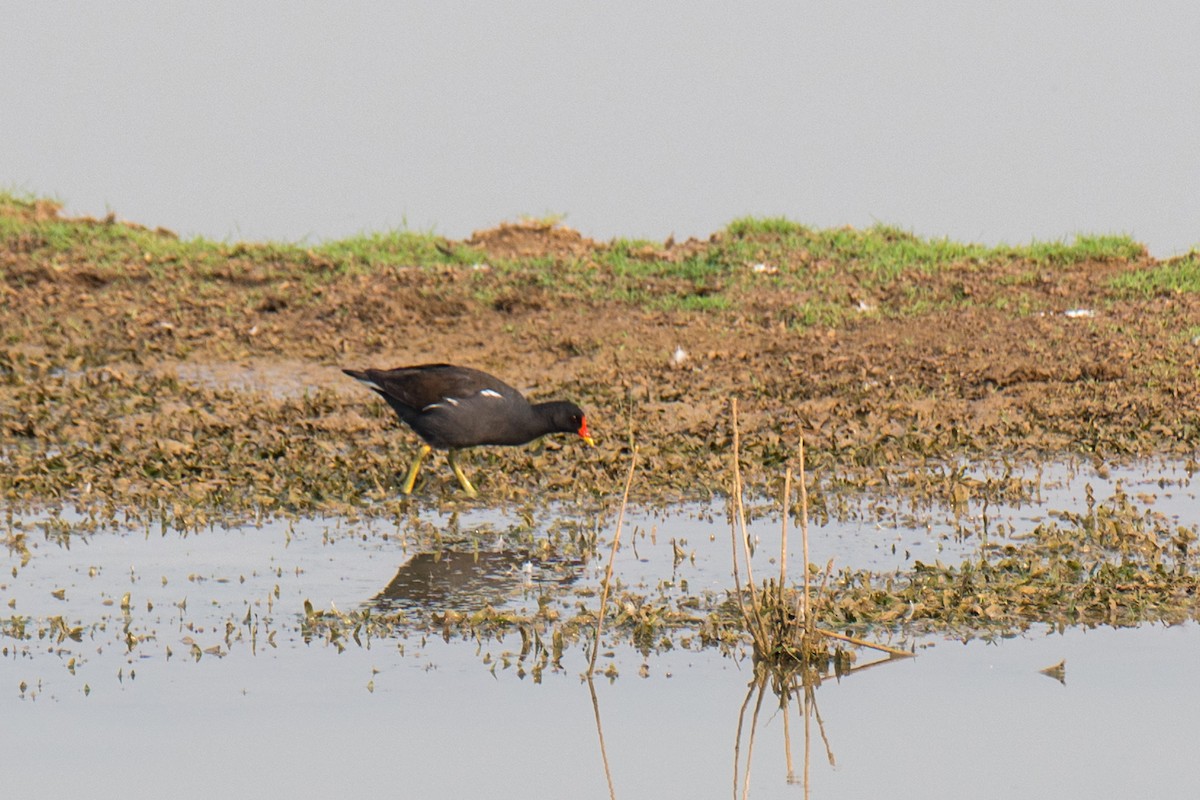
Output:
[{"xmin": 342, "ymin": 368, "xmax": 385, "ymax": 391}]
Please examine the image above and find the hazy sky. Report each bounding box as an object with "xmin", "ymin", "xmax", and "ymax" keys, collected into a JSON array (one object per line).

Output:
[{"xmin": 3, "ymin": 3, "xmax": 1198, "ymax": 254}]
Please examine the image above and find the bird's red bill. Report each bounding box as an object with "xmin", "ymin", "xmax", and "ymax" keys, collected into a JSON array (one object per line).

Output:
[{"xmin": 579, "ymin": 417, "xmax": 595, "ymax": 446}]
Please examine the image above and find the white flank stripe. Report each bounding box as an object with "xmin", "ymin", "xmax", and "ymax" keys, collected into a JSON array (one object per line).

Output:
[
  {"xmin": 479, "ymin": 389, "xmax": 503, "ymax": 399},
  {"xmin": 423, "ymin": 396, "xmax": 460, "ymax": 412}
]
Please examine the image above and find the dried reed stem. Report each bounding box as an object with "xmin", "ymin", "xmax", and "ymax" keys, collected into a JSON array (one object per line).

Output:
[
  {"xmin": 809, "ymin": 678, "xmax": 837, "ymax": 767},
  {"xmin": 802, "ymin": 675, "xmax": 812, "ymax": 790},
  {"xmin": 779, "ymin": 467, "xmax": 791, "ymax": 626},
  {"xmin": 731, "ymin": 675, "xmax": 756, "ymax": 800},
  {"xmin": 798, "ymin": 437, "xmax": 811, "ymax": 634},
  {"xmin": 741, "ymin": 669, "xmax": 768, "ymax": 800},
  {"xmin": 730, "ymin": 397, "xmax": 769, "ymax": 650},
  {"xmin": 588, "ymin": 446, "xmax": 638, "ymax": 677},
  {"xmin": 587, "ymin": 676, "xmax": 617, "ymax": 800},
  {"xmin": 782, "ymin": 671, "xmax": 795, "ymax": 784},
  {"xmin": 814, "ymin": 628, "xmax": 913, "ymax": 658}
]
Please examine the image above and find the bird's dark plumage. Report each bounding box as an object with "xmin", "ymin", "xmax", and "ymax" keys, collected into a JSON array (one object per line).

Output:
[{"xmin": 342, "ymin": 363, "xmax": 594, "ymax": 495}]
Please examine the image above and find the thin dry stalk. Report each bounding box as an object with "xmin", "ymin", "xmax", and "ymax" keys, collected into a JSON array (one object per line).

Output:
[
  {"xmin": 731, "ymin": 677, "xmax": 757, "ymax": 800},
  {"xmin": 807, "ymin": 678, "xmax": 837, "ymax": 767},
  {"xmin": 588, "ymin": 446, "xmax": 638, "ymax": 677},
  {"xmin": 802, "ymin": 677, "xmax": 811, "ymax": 794},
  {"xmin": 741, "ymin": 669, "xmax": 769, "ymax": 800},
  {"xmin": 730, "ymin": 398, "xmax": 770, "ymax": 650},
  {"xmin": 815, "ymin": 628, "xmax": 914, "ymax": 659},
  {"xmin": 779, "ymin": 467, "xmax": 791, "ymax": 629},
  {"xmin": 728, "ymin": 474, "xmax": 750, "ymax": 631},
  {"xmin": 828, "ymin": 652, "xmax": 913, "ymax": 678},
  {"xmin": 587, "ymin": 676, "xmax": 617, "ymax": 800},
  {"xmin": 798, "ymin": 437, "xmax": 811, "ymax": 635},
  {"xmin": 782, "ymin": 670, "xmax": 795, "ymax": 784}
]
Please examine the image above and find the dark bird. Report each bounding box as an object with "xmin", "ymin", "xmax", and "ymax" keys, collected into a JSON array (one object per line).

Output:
[{"xmin": 342, "ymin": 363, "xmax": 595, "ymax": 496}]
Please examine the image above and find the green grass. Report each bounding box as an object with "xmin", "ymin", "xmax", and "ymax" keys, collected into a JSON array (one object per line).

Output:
[
  {"xmin": 718, "ymin": 218, "xmax": 1145, "ymax": 282},
  {"xmin": 313, "ymin": 230, "xmax": 482, "ymax": 270},
  {"xmin": 0, "ymin": 191, "xmax": 1156, "ymax": 320},
  {"xmin": 724, "ymin": 216, "xmax": 811, "ymax": 237},
  {"xmin": 805, "ymin": 225, "xmax": 984, "ymax": 281},
  {"xmin": 1108, "ymin": 253, "xmax": 1200, "ymax": 296},
  {"xmin": 1017, "ymin": 234, "xmax": 1144, "ymax": 264},
  {"xmin": 0, "ymin": 191, "xmax": 473, "ymax": 278},
  {"xmin": 0, "ymin": 193, "xmax": 215, "ymax": 268}
]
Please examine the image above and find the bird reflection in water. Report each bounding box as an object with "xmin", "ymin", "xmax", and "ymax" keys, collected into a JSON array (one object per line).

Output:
[{"xmin": 370, "ymin": 546, "xmax": 580, "ymax": 615}]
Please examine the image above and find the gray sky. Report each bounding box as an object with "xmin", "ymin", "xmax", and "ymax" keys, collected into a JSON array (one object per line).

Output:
[{"xmin": 3, "ymin": 2, "xmax": 1198, "ymax": 254}]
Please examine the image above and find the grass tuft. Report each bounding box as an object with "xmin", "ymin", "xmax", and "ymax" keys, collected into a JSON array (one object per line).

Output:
[
  {"xmin": 1108, "ymin": 252, "xmax": 1200, "ymax": 296},
  {"xmin": 0, "ymin": 191, "xmax": 1161, "ymax": 329}
]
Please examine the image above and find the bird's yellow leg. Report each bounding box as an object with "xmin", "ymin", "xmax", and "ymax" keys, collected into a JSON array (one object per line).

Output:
[
  {"xmin": 401, "ymin": 444, "xmax": 432, "ymax": 495},
  {"xmin": 447, "ymin": 449, "xmax": 478, "ymax": 497}
]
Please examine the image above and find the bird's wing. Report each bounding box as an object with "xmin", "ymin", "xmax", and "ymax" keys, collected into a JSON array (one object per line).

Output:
[{"xmin": 366, "ymin": 365, "xmax": 518, "ymax": 411}]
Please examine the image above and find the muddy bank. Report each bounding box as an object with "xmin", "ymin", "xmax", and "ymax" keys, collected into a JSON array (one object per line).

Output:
[{"xmin": 2, "ymin": 202, "xmax": 1199, "ymax": 516}]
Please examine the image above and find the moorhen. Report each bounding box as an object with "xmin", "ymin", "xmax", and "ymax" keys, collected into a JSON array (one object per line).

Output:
[{"xmin": 342, "ymin": 363, "xmax": 595, "ymax": 496}]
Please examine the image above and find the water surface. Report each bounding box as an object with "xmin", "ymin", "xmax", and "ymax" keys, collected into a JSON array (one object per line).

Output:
[{"xmin": 3, "ymin": 459, "xmax": 1198, "ymax": 799}]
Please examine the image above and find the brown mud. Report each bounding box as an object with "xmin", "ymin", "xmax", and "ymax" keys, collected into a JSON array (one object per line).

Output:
[{"xmin": 2, "ymin": 208, "xmax": 1200, "ymax": 516}]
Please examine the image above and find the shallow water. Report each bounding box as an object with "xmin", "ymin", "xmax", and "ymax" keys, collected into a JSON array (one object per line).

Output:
[{"xmin": 3, "ymin": 459, "xmax": 1199, "ymax": 799}]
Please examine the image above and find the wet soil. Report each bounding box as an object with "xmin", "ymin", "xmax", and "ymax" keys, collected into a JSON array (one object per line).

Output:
[{"xmin": 2, "ymin": 209, "xmax": 1200, "ymax": 512}]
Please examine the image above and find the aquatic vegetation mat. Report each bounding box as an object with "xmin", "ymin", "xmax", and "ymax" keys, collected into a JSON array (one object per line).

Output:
[{"xmin": 298, "ymin": 466, "xmax": 1200, "ymax": 677}]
